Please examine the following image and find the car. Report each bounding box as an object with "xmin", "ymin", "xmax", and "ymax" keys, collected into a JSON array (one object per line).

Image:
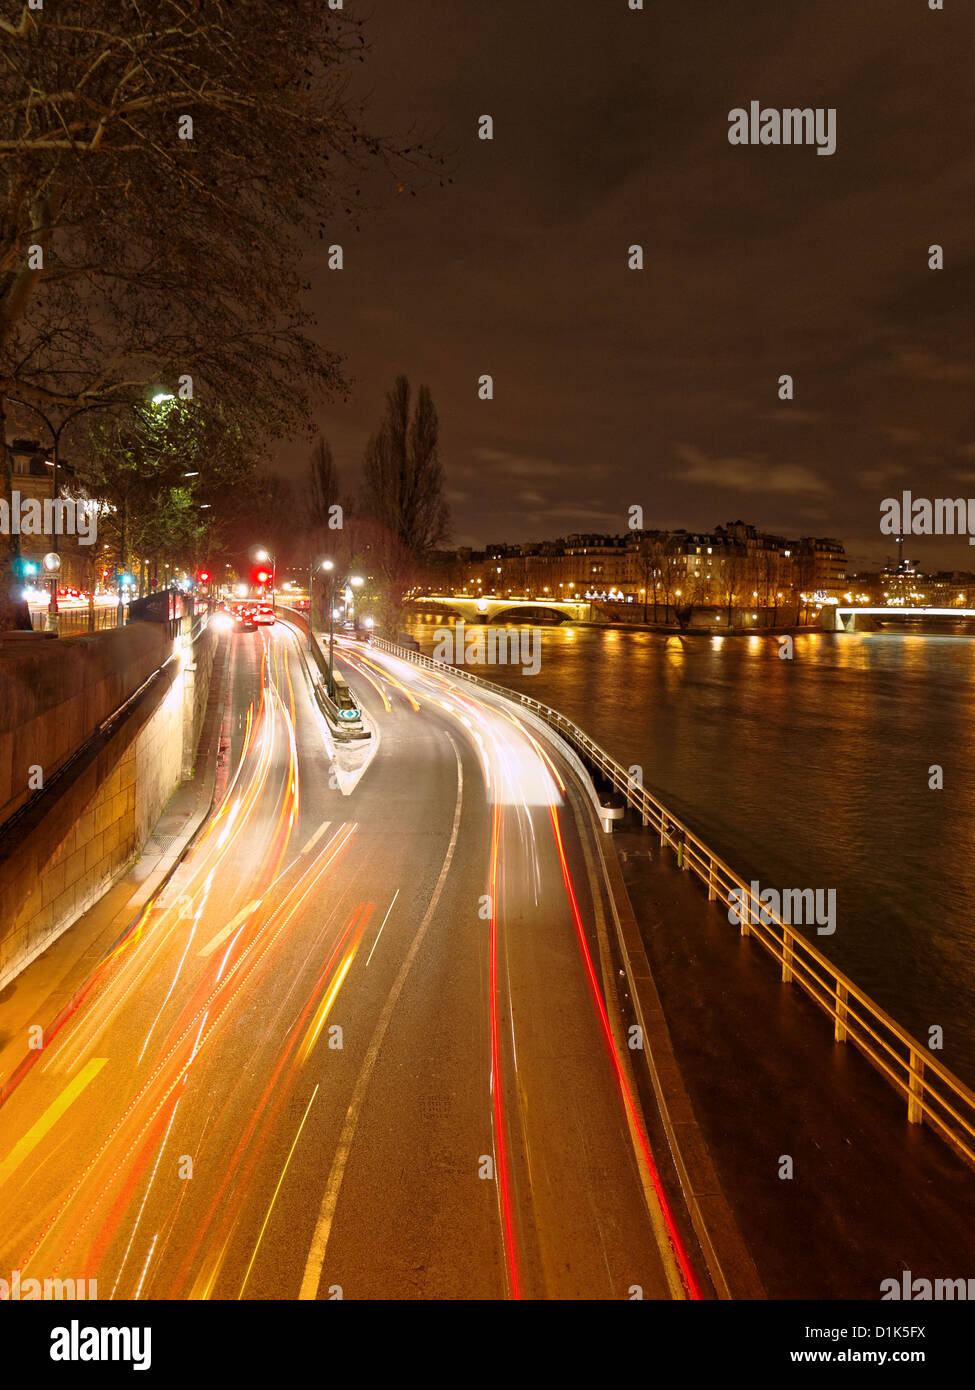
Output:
[
  {"xmin": 234, "ymin": 611, "xmax": 258, "ymax": 632},
  {"xmin": 254, "ymin": 604, "xmax": 275, "ymax": 625}
]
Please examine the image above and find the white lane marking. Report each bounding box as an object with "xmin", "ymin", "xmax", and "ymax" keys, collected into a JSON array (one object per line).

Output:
[
  {"xmin": 197, "ymin": 901, "xmax": 262, "ymax": 958},
  {"xmin": 365, "ymin": 889, "xmax": 400, "ymax": 968},
  {"xmin": 301, "ymin": 822, "xmax": 332, "ymax": 858},
  {"xmin": 239, "ymin": 1083, "xmax": 320, "ymax": 1299},
  {"xmin": 300, "ymin": 736, "xmax": 464, "ymax": 1300}
]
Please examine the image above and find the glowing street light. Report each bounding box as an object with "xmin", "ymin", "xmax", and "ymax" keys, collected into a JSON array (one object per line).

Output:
[{"xmin": 320, "ymin": 564, "xmax": 363, "ymax": 693}]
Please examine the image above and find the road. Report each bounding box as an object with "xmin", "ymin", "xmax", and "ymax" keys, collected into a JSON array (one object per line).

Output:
[{"xmin": 0, "ymin": 618, "xmax": 701, "ymax": 1300}]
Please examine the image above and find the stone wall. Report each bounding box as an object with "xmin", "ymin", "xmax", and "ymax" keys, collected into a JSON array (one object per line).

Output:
[
  {"xmin": 0, "ymin": 622, "xmax": 170, "ymax": 826},
  {"xmin": 0, "ymin": 622, "xmax": 216, "ymax": 991}
]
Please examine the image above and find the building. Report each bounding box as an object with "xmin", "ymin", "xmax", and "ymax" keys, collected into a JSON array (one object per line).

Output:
[
  {"xmin": 3, "ymin": 437, "xmax": 92, "ymax": 589},
  {"xmin": 423, "ymin": 522, "xmax": 848, "ymax": 619}
]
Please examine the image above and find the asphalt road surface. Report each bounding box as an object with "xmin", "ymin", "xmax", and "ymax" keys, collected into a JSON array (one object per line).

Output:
[{"xmin": 0, "ymin": 620, "xmax": 701, "ymax": 1300}]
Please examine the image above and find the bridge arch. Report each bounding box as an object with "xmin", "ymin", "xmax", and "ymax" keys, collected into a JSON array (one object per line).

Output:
[{"xmin": 407, "ymin": 594, "xmax": 589, "ymax": 624}]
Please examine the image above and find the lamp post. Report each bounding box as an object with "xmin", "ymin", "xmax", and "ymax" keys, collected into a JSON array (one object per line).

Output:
[
  {"xmin": 309, "ymin": 558, "xmax": 332, "ymax": 652},
  {"xmin": 322, "ymin": 567, "xmax": 363, "ymax": 697}
]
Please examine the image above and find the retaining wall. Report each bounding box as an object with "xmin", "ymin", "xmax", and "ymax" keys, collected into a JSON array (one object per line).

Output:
[{"xmin": 0, "ymin": 622, "xmax": 216, "ymax": 991}]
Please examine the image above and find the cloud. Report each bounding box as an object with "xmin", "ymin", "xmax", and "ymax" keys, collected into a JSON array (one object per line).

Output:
[
  {"xmin": 762, "ymin": 409, "xmax": 824, "ymax": 424},
  {"xmin": 882, "ymin": 350, "xmax": 975, "ymax": 384},
  {"xmin": 674, "ymin": 445, "xmax": 831, "ymax": 496},
  {"xmin": 879, "ymin": 427, "xmax": 924, "ymax": 446},
  {"xmin": 856, "ymin": 461, "xmax": 910, "ymax": 490}
]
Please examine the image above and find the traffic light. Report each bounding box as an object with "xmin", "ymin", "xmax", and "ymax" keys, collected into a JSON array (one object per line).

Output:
[{"xmin": 199, "ymin": 570, "xmax": 211, "ymax": 584}]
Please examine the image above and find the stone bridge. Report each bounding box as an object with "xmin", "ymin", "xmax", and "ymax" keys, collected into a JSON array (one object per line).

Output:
[{"xmin": 407, "ymin": 594, "xmax": 589, "ymax": 624}]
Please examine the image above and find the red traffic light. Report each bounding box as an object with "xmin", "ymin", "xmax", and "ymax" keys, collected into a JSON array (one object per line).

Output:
[
  {"xmin": 199, "ymin": 570, "xmax": 210, "ymax": 583},
  {"xmin": 256, "ymin": 570, "xmax": 269, "ymax": 584}
]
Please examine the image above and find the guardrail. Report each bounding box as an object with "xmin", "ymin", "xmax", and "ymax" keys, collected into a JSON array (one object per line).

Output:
[
  {"xmin": 370, "ymin": 635, "xmax": 975, "ymax": 1172},
  {"xmin": 28, "ymin": 595, "xmax": 213, "ymax": 641},
  {"xmin": 30, "ymin": 605, "xmax": 125, "ymax": 634}
]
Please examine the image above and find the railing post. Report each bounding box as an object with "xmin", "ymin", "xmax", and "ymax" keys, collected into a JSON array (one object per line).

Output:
[
  {"xmin": 834, "ymin": 982, "xmax": 848, "ymax": 1041},
  {"xmin": 740, "ymin": 886, "xmax": 751, "ymax": 937},
  {"xmin": 707, "ymin": 856, "xmax": 716, "ymax": 900},
  {"xmin": 782, "ymin": 929, "xmax": 793, "ymax": 983},
  {"xmin": 908, "ymin": 1050, "xmax": 924, "ymax": 1124}
]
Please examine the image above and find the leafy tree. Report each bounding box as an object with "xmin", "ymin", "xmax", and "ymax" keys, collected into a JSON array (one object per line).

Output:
[{"xmin": 79, "ymin": 400, "xmax": 259, "ymax": 589}]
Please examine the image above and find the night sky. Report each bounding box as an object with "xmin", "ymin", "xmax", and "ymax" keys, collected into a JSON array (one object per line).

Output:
[{"xmin": 287, "ymin": 1, "xmax": 975, "ymax": 569}]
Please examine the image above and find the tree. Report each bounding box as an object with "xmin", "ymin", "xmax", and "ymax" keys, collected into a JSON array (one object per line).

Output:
[
  {"xmin": 718, "ymin": 548, "xmax": 744, "ymax": 629},
  {"xmin": 793, "ymin": 546, "xmax": 817, "ymax": 626},
  {"xmin": 308, "ymin": 439, "xmax": 340, "ymax": 533},
  {"xmin": 654, "ymin": 533, "xmax": 685, "ymax": 625},
  {"xmin": 0, "ymin": 1, "xmax": 443, "ymax": 625},
  {"xmin": 360, "ymin": 376, "xmax": 450, "ymax": 633},
  {"xmin": 636, "ymin": 532, "xmax": 660, "ymax": 623},
  {"xmin": 0, "ymin": 395, "xmax": 30, "ymax": 627},
  {"xmin": 79, "ymin": 400, "xmax": 260, "ymax": 589}
]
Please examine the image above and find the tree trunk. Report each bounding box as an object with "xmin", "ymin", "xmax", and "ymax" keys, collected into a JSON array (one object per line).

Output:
[{"xmin": 0, "ymin": 396, "xmax": 33, "ymax": 632}]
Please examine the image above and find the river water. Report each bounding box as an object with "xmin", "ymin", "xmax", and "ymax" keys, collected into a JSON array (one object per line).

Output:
[{"xmin": 404, "ymin": 616, "xmax": 975, "ymax": 1087}]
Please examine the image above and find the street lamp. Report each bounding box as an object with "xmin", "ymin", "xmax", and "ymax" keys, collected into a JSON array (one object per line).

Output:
[
  {"xmin": 319, "ymin": 564, "xmax": 363, "ymax": 696},
  {"xmin": 309, "ymin": 558, "xmax": 333, "ymax": 651}
]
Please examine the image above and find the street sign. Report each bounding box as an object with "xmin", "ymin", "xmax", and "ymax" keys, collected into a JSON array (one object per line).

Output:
[{"xmin": 42, "ymin": 552, "xmax": 61, "ymax": 572}]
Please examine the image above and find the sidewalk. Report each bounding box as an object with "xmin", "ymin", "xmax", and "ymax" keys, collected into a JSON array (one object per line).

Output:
[
  {"xmin": 612, "ymin": 820, "xmax": 975, "ymax": 1299},
  {"xmin": 0, "ymin": 633, "xmax": 231, "ymax": 1091}
]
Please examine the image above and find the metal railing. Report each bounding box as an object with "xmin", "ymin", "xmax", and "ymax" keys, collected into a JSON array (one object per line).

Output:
[
  {"xmin": 371, "ymin": 635, "xmax": 975, "ymax": 1171},
  {"xmin": 30, "ymin": 605, "xmax": 125, "ymax": 635}
]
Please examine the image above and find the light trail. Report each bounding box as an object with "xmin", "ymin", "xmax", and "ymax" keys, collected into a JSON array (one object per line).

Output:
[{"xmin": 547, "ymin": 802, "xmax": 702, "ymax": 1300}]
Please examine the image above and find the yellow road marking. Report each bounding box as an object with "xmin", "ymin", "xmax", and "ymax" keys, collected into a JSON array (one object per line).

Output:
[
  {"xmin": 197, "ymin": 901, "xmax": 261, "ymax": 957},
  {"xmin": 0, "ymin": 1056, "xmax": 108, "ymax": 1188}
]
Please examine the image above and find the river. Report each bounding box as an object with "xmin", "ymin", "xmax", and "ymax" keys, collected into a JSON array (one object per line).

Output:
[{"xmin": 404, "ymin": 615, "xmax": 975, "ymax": 1087}]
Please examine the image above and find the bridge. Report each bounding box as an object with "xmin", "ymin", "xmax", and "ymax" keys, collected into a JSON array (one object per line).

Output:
[
  {"xmin": 407, "ymin": 592, "xmax": 589, "ymax": 623},
  {"xmin": 831, "ymin": 605, "xmax": 975, "ymax": 632}
]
